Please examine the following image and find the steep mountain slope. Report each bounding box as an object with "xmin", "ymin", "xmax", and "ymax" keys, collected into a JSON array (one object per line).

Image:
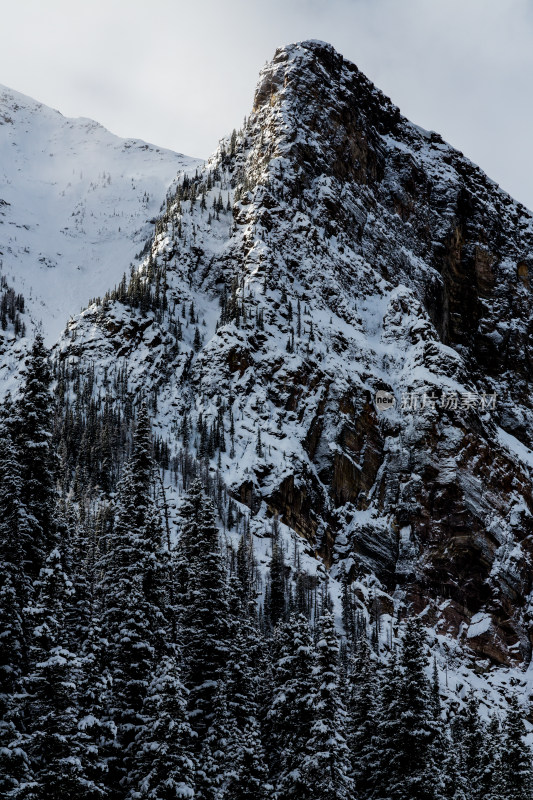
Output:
[
  {"xmin": 49, "ymin": 40, "xmax": 533, "ymax": 671},
  {"xmin": 0, "ymin": 84, "xmax": 200, "ymax": 348}
]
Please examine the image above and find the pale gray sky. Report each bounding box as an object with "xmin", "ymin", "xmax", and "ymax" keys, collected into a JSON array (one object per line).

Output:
[{"xmin": 2, "ymin": 0, "xmax": 533, "ymax": 209}]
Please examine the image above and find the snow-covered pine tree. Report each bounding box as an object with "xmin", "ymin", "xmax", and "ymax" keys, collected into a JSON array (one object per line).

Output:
[
  {"xmin": 105, "ymin": 572, "xmax": 156, "ymax": 795},
  {"xmin": 347, "ymin": 629, "xmax": 378, "ymax": 798},
  {"xmin": 299, "ymin": 611, "xmax": 354, "ymax": 800},
  {"xmin": 22, "ymin": 548, "xmax": 97, "ymax": 799},
  {"xmin": 429, "ymin": 658, "xmax": 466, "ymax": 800},
  {"xmin": 77, "ymin": 502, "xmax": 115, "ymax": 790},
  {"xmin": 77, "ymin": 619, "xmax": 115, "ymax": 800},
  {"xmin": 0, "ymin": 573, "xmax": 31, "ymax": 798},
  {"xmin": 226, "ymin": 716, "xmax": 272, "ymax": 800},
  {"xmin": 196, "ymin": 684, "xmax": 237, "ymax": 800},
  {"xmin": 265, "ymin": 515, "xmax": 287, "ymax": 629},
  {"xmin": 225, "ymin": 591, "xmax": 263, "ymax": 734},
  {"xmin": 125, "ymin": 404, "xmax": 169, "ymax": 633},
  {"xmin": 10, "ymin": 333, "xmax": 56, "ymax": 578},
  {"xmin": 0, "ymin": 426, "xmax": 33, "ymax": 604},
  {"xmin": 435, "ymin": 736, "xmax": 467, "ymax": 800},
  {"xmin": 430, "ymin": 655, "xmax": 441, "ymax": 722},
  {"xmin": 501, "ymin": 693, "xmax": 532, "ymax": 800},
  {"xmin": 175, "ymin": 480, "xmax": 230, "ymax": 738},
  {"xmin": 59, "ymin": 499, "xmax": 100, "ymax": 647},
  {"xmin": 0, "ymin": 429, "xmax": 30, "ymax": 780},
  {"xmin": 99, "ymin": 404, "xmax": 169, "ymax": 794},
  {"xmin": 454, "ymin": 690, "xmax": 484, "ymax": 799},
  {"xmin": 379, "ymin": 614, "xmax": 438, "ymax": 800},
  {"xmin": 129, "ymin": 654, "xmax": 196, "ymax": 800},
  {"xmin": 266, "ymin": 613, "xmax": 315, "ymax": 796},
  {"xmin": 173, "ymin": 478, "xmax": 205, "ymax": 606},
  {"xmin": 339, "ymin": 563, "xmax": 355, "ymax": 646},
  {"xmin": 235, "ymin": 525, "xmax": 254, "ymax": 605},
  {"xmin": 477, "ymin": 714, "xmax": 504, "ymax": 800},
  {"xmin": 374, "ymin": 647, "xmax": 402, "ymax": 800},
  {"xmin": 225, "ymin": 562, "xmax": 272, "ymax": 793}
]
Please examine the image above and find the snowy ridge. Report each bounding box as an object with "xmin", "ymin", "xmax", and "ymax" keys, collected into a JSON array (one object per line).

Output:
[{"xmin": 0, "ymin": 83, "xmax": 200, "ymax": 347}]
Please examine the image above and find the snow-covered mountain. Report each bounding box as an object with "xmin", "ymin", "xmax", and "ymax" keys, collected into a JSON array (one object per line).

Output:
[
  {"xmin": 0, "ymin": 84, "xmax": 200, "ymax": 345},
  {"xmin": 52, "ymin": 40, "xmax": 533, "ymax": 675},
  {"xmin": 3, "ymin": 40, "xmax": 533, "ymax": 712}
]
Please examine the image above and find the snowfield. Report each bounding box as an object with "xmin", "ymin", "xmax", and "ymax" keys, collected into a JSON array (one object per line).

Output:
[{"xmin": 0, "ymin": 83, "xmax": 201, "ymax": 344}]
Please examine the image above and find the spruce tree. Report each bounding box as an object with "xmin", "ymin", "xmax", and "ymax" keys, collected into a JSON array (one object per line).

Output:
[
  {"xmin": 0, "ymin": 386, "xmax": 57, "ymax": 798},
  {"xmin": 265, "ymin": 515, "xmax": 286, "ymax": 628},
  {"xmin": 235, "ymin": 526, "xmax": 254, "ymax": 605},
  {"xmin": 60, "ymin": 501, "xmax": 95, "ymax": 648},
  {"xmin": 105, "ymin": 573, "xmax": 157, "ymax": 795},
  {"xmin": 0, "ymin": 574, "xmax": 31, "ymax": 798},
  {"xmin": 501, "ymin": 694, "xmax": 532, "ymax": 800},
  {"xmin": 436, "ymin": 734, "xmax": 467, "ymax": 800},
  {"xmin": 99, "ymin": 405, "xmax": 169, "ymax": 793},
  {"xmin": 173, "ymin": 479, "xmax": 205, "ymax": 602},
  {"xmin": 176, "ymin": 480, "xmax": 230, "ymax": 737},
  {"xmin": 77, "ymin": 619, "xmax": 115, "ymax": 799},
  {"xmin": 299, "ymin": 612, "xmax": 354, "ymax": 800},
  {"xmin": 347, "ymin": 630, "xmax": 378, "ymax": 798},
  {"xmin": 22, "ymin": 548, "xmax": 95, "ymax": 799},
  {"xmin": 196, "ymin": 685, "xmax": 237, "ymax": 800},
  {"xmin": 0, "ymin": 427, "xmax": 33, "ymax": 604},
  {"xmin": 131, "ymin": 655, "xmax": 196, "ymax": 800},
  {"xmin": 10, "ymin": 333, "xmax": 56, "ymax": 577},
  {"xmin": 0, "ymin": 428, "xmax": 30, "ymax": 794},
  {"xmin": 374, "ymin": 648, "xmax": 403, "ymax": 800},
  {"xmin": 226, "ymin": 716, "xmax": 272, "ymax": 800},
  {"xmin": 382, "ymin": 615, "xmax": 437, "ymax": 800},
  {"xmin": 478, "ymin": 714, "xmax": 504, "ymax": 800},
  {"xmin": 225, "ymin": 607, "xmax": 262, "ymax": 734},
  {"xmin": 430, "ymin": 658, "xmax": 466, "ymax": 800},
  {"xmin": 456, "ymin": 691, "xmax": 484, "ymax": 799},
  {"xmin": 267, "ymin": 613, "xmax": 315, "ymax": 796}
]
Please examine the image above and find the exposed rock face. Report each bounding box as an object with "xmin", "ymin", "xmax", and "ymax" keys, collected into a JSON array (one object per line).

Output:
[{"xmin": 57, "ymin": 40, "xmax": 533, "ymax": 666}]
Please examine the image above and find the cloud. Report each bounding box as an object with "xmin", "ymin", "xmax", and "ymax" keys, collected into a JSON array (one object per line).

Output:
[{"xmin": 1, "ymin": 0, "xmax": 532, "ymax": 208}]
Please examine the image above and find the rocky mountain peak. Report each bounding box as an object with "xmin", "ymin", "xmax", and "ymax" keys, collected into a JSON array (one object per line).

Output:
[
  {"xmin": 244, "ymin": 40, "xmax": 533, "ymax": 436},
  {"xmin": 29, "ymin": 41, "xmax": 533, "ymax": 670},
  {"xmin": 253, "ymin": 39, "xmax": 399, "ymax": 181}
]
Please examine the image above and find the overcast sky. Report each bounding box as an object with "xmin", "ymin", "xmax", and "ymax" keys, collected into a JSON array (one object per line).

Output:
[{"xmin": 2, "ymin": 0, "xmax": 532, "ymax": 209}]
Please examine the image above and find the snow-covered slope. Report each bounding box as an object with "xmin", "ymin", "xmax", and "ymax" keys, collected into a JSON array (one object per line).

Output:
[
  {"xmin": 3, "ymin": 41, "xmax": 533, "ymax": 719},
  {"xmin": 54, "ymin": 41, "xmax": 533, "ymax": 677},
  {"xmin": 0, "ymin": 84, "xmax": 201, "ymax": 344}
]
